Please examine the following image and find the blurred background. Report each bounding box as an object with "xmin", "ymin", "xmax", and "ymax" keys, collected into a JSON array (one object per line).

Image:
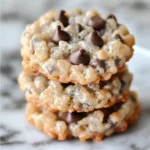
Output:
[
  {"xmin": 1, "ymin": 0, "xmax": 150, "ymax": 110},
  {"xmin": 1, "ymin": 0, "xmax": 150, "ymax": 148}
]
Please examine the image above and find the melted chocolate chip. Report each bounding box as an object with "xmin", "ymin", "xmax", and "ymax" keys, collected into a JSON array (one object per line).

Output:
[
  {"xmin": 55, "ymin": 10, "xmax": 69, "ymax": 27},
  {"xmin": 102, "ymin": 102, "xmax": 122, "ymax": 123},
  {"xmin": 107, "ymin": 14, "xmax": 117, "ymax": 21},
  {"xmin": 114, "ymin": 34, "xmax": 124, "ymax": 43},
  {"xmin": 52, "ymin": 26, "xmax": 70, "ymax": 44},
  {"xmin": 68, "ymin": 49, "xmax": 90, "ymax": 65},
  {"xmin": 61, "ymin": 83, "xmax": 74, "ymax": 88},
  {"xmin": 76, "ymin": 24, "xmax": 83, "ymax": 32},
  {"xmin": 102, "ymin": 109, "xmax": 113, "ymax": 123},
  {"xmin": 119, "ymin": 80, "xmax": 126, "ymax": 93},
  {"xmin": 86, "ymin": 31, "xmax": 104, "ymax": 47},
  {"xmin": 88, "ymin": 16, "xmax": 106, "ymax": 30},
  {"xmin": 90, "ymin": 59, "xmax": 106, "ymax": 71},
  {"xmin": 99, "ymin": 80, "xmax": 110, "ymax": 89},
  {"xmin": 115, "ymin": 57, "xmax": 121, "ymax": 65},
  {"xmin": 58, "ymin": 112, "xmax": 86, "ymax": 124}
]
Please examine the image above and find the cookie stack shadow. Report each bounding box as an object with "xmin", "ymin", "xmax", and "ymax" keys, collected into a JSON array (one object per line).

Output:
[{"xmin": 18, "ymin": 9, "xmax": 140, "ymax": 142}]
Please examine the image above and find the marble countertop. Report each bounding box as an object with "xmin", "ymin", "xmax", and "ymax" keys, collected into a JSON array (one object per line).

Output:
[{"xmin": 1, "ymin": 0, "xmax": 150, "ymax": 149}]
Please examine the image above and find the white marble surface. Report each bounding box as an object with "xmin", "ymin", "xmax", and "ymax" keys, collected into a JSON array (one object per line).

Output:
[{"xmin": 1, "ymin": 46, "xmax": 150, "ymax": 150}]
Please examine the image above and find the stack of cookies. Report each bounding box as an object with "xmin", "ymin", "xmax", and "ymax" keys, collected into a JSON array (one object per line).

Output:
[{"xmin": 19, "ymin": 9, "xmax": 140, "ymax": 142}]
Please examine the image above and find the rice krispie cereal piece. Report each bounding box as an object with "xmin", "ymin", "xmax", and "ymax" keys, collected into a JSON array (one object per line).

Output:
[
  {"xmin": 19, "ymin": 69, "xmax": 132, "ymax": 112},
  {"xmin": 21, "ymin": 9, "xmax": 135, "ymax": 85},
  {"xmin": 26, "ymin": 91, "xmax": 140, "ymax": 142}
]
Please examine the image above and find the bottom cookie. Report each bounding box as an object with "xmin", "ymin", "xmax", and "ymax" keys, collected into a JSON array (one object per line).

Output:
[{"xmin": 26, "ymin": 91, "xmax": 140, "ymax": 142}]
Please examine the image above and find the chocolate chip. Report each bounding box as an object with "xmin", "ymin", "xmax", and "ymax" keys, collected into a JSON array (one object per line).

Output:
[
  {"xmin": 107, "ymin": 14, "xmax": 117, "ymax": 22},
  {"xmin": 61, "ymin": 83, "xmax": 74, "ymax": 88},
  {"xmin": 102, "ymin": 102, "xmax": 122, "ymax": 123},
  {"xmin": 58, "ymin": 112, "xmax": 86, "ymax": 124},
  {"xmin": 90, "ymin": 59, "xmax": 106, "ymax": 71},
  {"xmin": 112, "ymin": 102, "xmax": 122, "ymax": 111},
  {"xmin": 99, "ymin": 80, "xmax": 109, "ymax": 89},
  {"xmin": 102, "ymin": 109, "xmax": 112, "ymax": 123},
  {"xmin": 76, "ymin": 24, "xmax": 83, "ymax": 32},
  {"xmin": 119, "ymin": 80, "xmax": 126, "ymax": 93},
  {"xmin": 114, "ymin": 34, "xmax": 124, "ymax": 43},
  {"xmin": 55, "ymin": 10, "xmax": 69, "ymax": 27},
  {"xmin": 115, "ymin": 57, "xmax": 121, "ymax": 65},
  {"xmin": 68, "ymin": 49, "xmax": 90, "ymax": 65},
  {"xmin": 86, "ymin": 31, "xmax": 104, "ymax": 47},
  {"xmin": 52, "ymin": 26, "xmax": 70, "ymax": 44},
  {"xmin": 88, "ymin": 16, "xmax": 106, "ymax": 30}
]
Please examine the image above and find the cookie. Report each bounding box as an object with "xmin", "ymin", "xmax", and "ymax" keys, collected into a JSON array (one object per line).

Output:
[
  {"xmin": 26, "ymin": 91, "xmax": 140, "ymax": 142},
  {"xmin": 19, "ymin": 69, "xmax": 132, "ymax": 112},
  {"xmin": 21, "ymin": 9, "xmax": 135, "ymax": 85}
]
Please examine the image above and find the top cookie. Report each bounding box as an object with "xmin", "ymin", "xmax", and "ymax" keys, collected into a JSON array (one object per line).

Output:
[{"xmin": 21, "ymin": 9, "xmax": 135, "ymax": 85}]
